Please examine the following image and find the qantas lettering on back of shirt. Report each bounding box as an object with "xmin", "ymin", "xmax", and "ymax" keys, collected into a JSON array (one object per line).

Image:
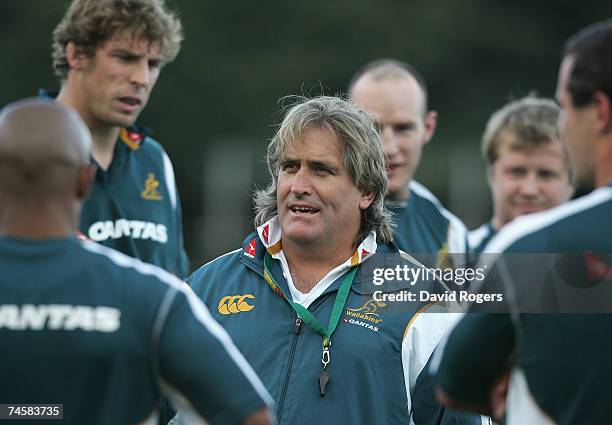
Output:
[
  {"xmin": 0, "ymin": 304, "xmax": 121, "ymax": 332},
  {"xmin": 87, "ymin": 219, "xmax": 168, "ymax": 243}
]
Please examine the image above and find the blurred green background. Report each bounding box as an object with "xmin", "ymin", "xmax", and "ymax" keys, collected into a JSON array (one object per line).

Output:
[{"xmin": 1, "ymin": 0, "xmax": 610, "ymax": 269}]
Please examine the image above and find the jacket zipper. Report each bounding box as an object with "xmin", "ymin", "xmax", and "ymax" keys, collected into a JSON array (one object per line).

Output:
[{"xmin": 276, "ymin": 316, "xmax": 302, "ymax": 423}]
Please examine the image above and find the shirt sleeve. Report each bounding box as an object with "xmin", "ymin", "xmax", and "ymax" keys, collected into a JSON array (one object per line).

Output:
[
  {"xmin": 447, "ymin": 216, "xmax": 469, "ymax": 255},
  {"xmin": 434, "ymin": 214, "xmax": 470, "ymax": 271},
  {"xmin": 175, "ymin": 216, "xmax": 190, "ymax": 279},
  {"xmin": 434, "ymin": 313, "xmax": 515, "ymax": 408},
  {"xmin": 413, "ymin": 353, "xmax": 491, "ymax": 425},
  {"xmin": 161, "ymin": 150, "xmax": 190, "ymax": 279},
  {"xmin": 402, "ymin": 308, "xmax": 462, "ymax": 424},
  {"xmin": 154, "ymin": 286, "xmax": 273, "ymax": 425}
]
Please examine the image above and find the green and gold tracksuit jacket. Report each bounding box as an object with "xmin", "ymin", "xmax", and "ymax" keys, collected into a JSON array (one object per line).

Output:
[{"xmin": 188, "ymin": 217, "xmax": 463, "ymax": 425}]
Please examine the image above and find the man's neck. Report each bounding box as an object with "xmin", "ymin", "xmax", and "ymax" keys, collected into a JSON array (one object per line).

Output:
[
  {"xmin": 56, "ymin": 87, "xmax": 119, "ymax": 170},
  {"xmin": 595, "ymin": 172, "xmax": 612, "ymax": 188},
  {"xmin": 595, "ymin": 137, "xmax": 612, "ymax": 188},
  {"xmin": 491, "ymin": 216, "xmax": 504, "ymax": 231},
  {"xmin": 89, "ymin": 130, "xmax": 119, "ymax": 170},
  {"xmin": 387, "ymin": 184, "xmax": 411, "ymax": 204},
  {"xmin": 282, "ymin": 240, "xmax": 355, "ymax": 294},
  {"xmin": 0, "ymin": 200, "xmax": 78, "ymax": 239}
]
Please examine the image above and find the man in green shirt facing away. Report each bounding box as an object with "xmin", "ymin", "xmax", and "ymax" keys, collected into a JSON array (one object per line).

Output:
[
  {"xmin": 435, "ymin": 19, "xmax": 612, "ymax": 424},
  {"xmin": 0, "ymin": 98, "xmax": 274, "ymax": 425}
]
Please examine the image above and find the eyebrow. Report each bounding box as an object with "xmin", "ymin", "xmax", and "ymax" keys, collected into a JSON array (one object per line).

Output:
[
  {"xmin": 379, "ymin": 119, "xmax": 417, "ymax": 128},
  {"xmin": 109, "ymin": 48, "xmax": 142, "ymax": 57},
  {"xmin": 392, "ymin": 121, "xmax": 417, "ymax": 128},
  {"xmin": 280, "ymin": 157, "xmax": 341, "ymax": 172},
  {"xmin": 109, "ymin": 47, "xmax": 163, "ymax": 61},
  {"xmin": 309, "ymin": 159, "xmax": 339, "ymax": 172}
]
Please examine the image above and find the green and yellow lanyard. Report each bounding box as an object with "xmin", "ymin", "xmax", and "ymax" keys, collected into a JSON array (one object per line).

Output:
[{"xmin": 263, "ymin": 251, "xmax": 358, "ymax": 396}]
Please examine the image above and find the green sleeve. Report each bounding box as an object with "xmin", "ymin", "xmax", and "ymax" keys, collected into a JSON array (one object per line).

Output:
[
  {"xmin": 436, "ymin": 313, "xmax": 515, "ymax": 407},
  {"xmin": 156, "ymin": 289, "xmax": 272, "ymax": 425}
]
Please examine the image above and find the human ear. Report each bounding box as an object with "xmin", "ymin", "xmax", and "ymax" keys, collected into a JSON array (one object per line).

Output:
[
  {"xmin": 359, "ymin": 191, "xmax": 375, "ymax": 210},
  {"xmin": 592, "ymin": 91, "xmax": 612, "ymax": 134},
  {"xmin": 423, "ymin": 110, "xmax": 438, "ymax": 144},
  {"xmin": 66, "ymin": 42, "xmax": 88, "ymax": 71}
]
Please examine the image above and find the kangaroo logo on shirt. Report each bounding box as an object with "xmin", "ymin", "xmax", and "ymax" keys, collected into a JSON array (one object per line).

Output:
[
  {"xmin": 347, "ymin": 299, "xmax": 386, "ymax": 317},
  {"xmin": 218, "ymin": 294, "xmax": 255, "ymax": 315},
  {"xmin": 141, "ymin": 173, "xmax": 163, "ymax": 201},
  {"xmin": 345, "ymin": 299, "xmax": 386, "ymax": 325}
]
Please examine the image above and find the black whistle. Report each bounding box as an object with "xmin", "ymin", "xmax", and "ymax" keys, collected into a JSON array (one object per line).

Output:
[{"xmin": 319, "ymin": 371, "xmax": 330, "ymax": 396}]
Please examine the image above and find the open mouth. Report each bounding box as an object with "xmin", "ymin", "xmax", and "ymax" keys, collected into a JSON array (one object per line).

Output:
[
  {"xmin": 290, "ymin": 206, "xmax": 319, "ymax": 214},
  {"xmin": 118, "ymin": 97, "xmax": 142, "ymax": 108},
  {"xmin": 516, "ymin": 205, "xmax": 540, "ymax": 213}
]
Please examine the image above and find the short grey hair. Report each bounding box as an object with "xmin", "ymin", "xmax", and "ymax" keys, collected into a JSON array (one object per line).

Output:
[
  {"xmin": 254, "ymin": 95, "xmax": 393, "ymax": 244},
  {"xmin": 348, "ymin": 58, "xmax": 429, "ymax": 115}
]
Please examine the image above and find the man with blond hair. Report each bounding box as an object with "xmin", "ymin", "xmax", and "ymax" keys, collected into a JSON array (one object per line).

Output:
[{"xmin": 469, "ymin": 96, "xmax": 574, "ymax": 253}]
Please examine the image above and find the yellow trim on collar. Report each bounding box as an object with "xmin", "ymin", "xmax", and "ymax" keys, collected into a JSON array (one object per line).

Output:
[
  {"xmin": 268, "ymin": 240, "xmax": 282, "ymax": 255},
  {"xmin": 119, "ymin": 128, "xmax": 142, "ymax": 151}
]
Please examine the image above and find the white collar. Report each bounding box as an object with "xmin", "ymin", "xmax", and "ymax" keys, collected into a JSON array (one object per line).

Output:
[{"xmin": 256, "ymin": 216, "xmax": 377, "ymax": 308}]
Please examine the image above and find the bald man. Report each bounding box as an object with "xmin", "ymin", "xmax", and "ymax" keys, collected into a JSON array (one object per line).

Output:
[
  {"xmin": 349, "ymin": 61, "xmax": 486, "ymax": 425},
  {"xmin": 349, "ymin": 59, "xmax": 469, "ymax": 268},
  {"xmin": 0, "ymin": 99, "xmax": 273, "ymax": 425}
]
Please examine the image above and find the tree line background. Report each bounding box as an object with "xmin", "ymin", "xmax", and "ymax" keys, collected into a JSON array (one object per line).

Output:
[{"xmin": 1, "ymin": 0, "xmax": 610, "ymax": 269}]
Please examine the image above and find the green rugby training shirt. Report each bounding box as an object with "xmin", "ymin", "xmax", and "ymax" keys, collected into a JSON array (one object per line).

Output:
[
  {"xmin": 386, "ymin": 180, "xmax": 470, "ymax": 268},
  {"xmin": 435, "ymin": 185, "xmax": 612, "ymax": 424},
  {"xmin": 0, "ymin": 236, "xmax": 272, "ymax": 424},
  {"xmin": 79, "ymin": 126, "xmax": 189, "ymax": 277}
]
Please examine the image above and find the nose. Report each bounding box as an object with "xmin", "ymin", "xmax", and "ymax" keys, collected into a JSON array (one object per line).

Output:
[
  {"xmin": 381, "ymin": 125, "xmax": 400, "ymax": 159},
  {"xmin": 289, "ymin": 168, "xmax": 312, "ymax": 197},
  {"xmin": 518, "ymin": 173, "xmax": 539, "ymax": 197},
  {"xmin": 130, "ymin": 60, "xmax": 151, "ymax": 87}
]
